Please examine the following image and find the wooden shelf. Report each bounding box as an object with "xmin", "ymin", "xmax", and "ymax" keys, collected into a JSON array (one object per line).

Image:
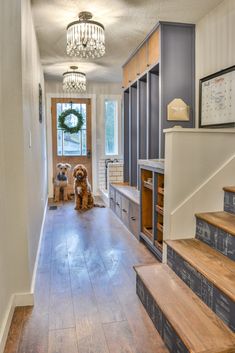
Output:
[
  {"xmin": 154, "ymin": 240, "xmax": 163, "ymax": 251},
  {"xmin": 143, "ymin": 226, "xmax": 153, "ymax": 240},
  {"xmin": 156, "ymin": 205, "xmax": 163, "ymax": 215},
  {"xmin": 143, "ymin": 180, "xmax": 153, "ymax": 190},
  {"xmin": 158, "ymin": 187, "xmax": 164, "ymax": 195},
  {"xmin": 157, "ymin": 222, "xmax": 163, "ymax": 233}
]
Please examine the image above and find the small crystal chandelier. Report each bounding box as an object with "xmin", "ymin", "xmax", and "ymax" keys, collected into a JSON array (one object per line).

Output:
[
  {"xmin": 62, "ymin": 66, "xmax": 86, "ymax": 93},
  {"xmin": 66, "ymin": 11, "xmax": 105, "ymax": 59}
]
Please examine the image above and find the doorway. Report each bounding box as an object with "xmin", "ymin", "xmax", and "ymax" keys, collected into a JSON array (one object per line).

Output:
[{"xmin": 51, "ymin": 98, "xmax": 92, "ymax": 196}]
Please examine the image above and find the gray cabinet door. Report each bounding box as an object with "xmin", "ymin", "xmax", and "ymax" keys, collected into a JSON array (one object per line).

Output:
[
  {"xmin": 109, "ymin": 186, "xmax": 116, "ymax": 211},
  {"xmin": 121, "ymin": 196, "xmax": 129, "ymax": 227},
  {"xmin": 129, "ymin": 202, "xmax": 139, "ymax": 239},
  {"xmin": 115, "ymin": 192, "xmax": 122, "ymax": 219}
]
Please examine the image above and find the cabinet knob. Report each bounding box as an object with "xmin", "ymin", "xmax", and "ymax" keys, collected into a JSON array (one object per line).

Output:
[
  {"xmin": 122, "ymin": 208, "xmax": 127, "ymax": 213},
  {"xmin": 116, "ymin": 202, "xmax": 120, "ymax": 207},
  {"xmin": 131, "ymin": 216, "xmax": 136, "ymax": 221}
]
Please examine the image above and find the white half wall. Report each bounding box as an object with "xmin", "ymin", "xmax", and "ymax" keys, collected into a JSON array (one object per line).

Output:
[{"xmin": 164, "ymin": 127, "xmax": 235, "ymax": 241}]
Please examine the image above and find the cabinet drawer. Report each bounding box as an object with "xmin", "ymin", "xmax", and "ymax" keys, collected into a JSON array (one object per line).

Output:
[
  {"xmin": 115, "ymin": 192, "xmax": 122, "ymax": 218},
  {"xmin": 129, "ymin": 202, "xmax": 139, "ymax": 239},
  {"xmin": 121, "ymin": 196, "xmax": 129, "ymax": 227}
]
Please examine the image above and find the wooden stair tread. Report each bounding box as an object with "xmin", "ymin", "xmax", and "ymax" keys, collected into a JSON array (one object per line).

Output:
[
  {"xmin": 135, "ymin": 264, "xmax": 235, "ymax": 353},
  {"xmin": 166, "ymin": 239, "xmax": 235, "ymax": 301},
  {"xmin": 195, "ymin": 211, "xmax": 235, "ymax": 236},
  {"xmin": 224, "ymin": 186, "xmax": 235, "ymax": 193}
]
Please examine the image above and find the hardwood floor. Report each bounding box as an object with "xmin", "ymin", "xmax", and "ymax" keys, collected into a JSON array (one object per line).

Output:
[{"xmin": 4, "ymin": 202, "xmax": 168, "ymax": 353}]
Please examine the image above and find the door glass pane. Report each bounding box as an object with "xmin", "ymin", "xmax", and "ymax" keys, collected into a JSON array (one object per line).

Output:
[
  {"xmin": 63, "ymin": 132, "xmax": 81, "ymax": 156},
  {"xmin": 57, "ymin": 129, "xmax": 62, "ymax": 156},
  {"xmin": 56, "ymin": 102, "xmax": 87, "ymax": 156}
]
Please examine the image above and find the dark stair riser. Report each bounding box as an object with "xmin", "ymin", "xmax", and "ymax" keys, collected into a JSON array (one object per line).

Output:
[
  {"xmin": 167, "ymin": 246, "xmax": 235, "ymax": 332},
  {"xmin": 195, "ymin": 218, "xmax": 235, "ymax": 261},
  {"xmin": 136, "ymin": 275, "xmax": 189, "ymax": 353},
  {"xmin": 224, "ymin": 191, "xmax": 235, "ymax": 214}
]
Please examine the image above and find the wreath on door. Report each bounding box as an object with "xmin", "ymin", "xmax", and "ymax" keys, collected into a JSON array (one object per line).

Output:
[{"xmin": 58, "ymin": 109, "xmax": 84, "ymax": 134}]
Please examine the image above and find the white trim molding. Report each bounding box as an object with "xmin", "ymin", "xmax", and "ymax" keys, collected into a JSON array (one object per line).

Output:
[
  {"xmin": 30, "ymin": 198, "xmax": 48, "ymax": 293},
  {"xmin": 0, "ymin": 293, "xmax": 34, "ymax": 353}
]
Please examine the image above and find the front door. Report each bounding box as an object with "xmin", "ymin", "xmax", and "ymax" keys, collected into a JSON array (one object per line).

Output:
[{"xmin": 51, "ymin": 98, "xmax": 92, "ymax": 195}]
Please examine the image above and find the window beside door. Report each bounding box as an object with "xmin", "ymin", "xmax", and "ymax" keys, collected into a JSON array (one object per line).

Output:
[
  {"xmin": 56, "ymin": 102, "xmax": 87, "ymax": 156},
  {"xmin": 104, "ymin": 99, "xmax": 118, "ymax": 156}
]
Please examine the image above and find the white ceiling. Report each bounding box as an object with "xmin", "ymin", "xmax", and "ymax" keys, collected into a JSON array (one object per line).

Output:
[{"xmin": 31, "ymin": 0, "xmax": 223, "ymax": 83}]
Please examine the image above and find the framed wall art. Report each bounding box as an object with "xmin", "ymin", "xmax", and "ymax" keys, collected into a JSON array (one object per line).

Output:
[{"xmin": 199, "ymin": 65, "xmax": 235, "ymax": 128}]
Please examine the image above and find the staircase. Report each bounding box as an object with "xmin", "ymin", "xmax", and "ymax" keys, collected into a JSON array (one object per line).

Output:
[{"xmin": 135, "ymin": 186, "xmax": 235, "ymax": 353}]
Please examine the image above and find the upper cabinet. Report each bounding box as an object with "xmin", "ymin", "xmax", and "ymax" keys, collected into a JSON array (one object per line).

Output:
[
  {"xmin": 122, "ymin": 29, "xmax": 160, "ymax": 89},
  {"xmin": 147, "ymin": 29, "xmax": 160, "ymax": 67}
]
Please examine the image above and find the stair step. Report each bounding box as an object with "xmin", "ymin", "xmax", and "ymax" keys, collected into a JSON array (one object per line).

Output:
[
  {"xmin": 224, "ymin": 186, "xmax": 235, "ymax": 193},
  {"xmin": 224, "ymin": 187, "xmax": 235, "ymax": 215},
  {"xmin": 166, "ymin": 239, "xmax": 235, "ymax": 301},
  {"xmin": 195, "ymin": 212, "xmax": 235, "ymax": 261},
  {"xmin": 135, "ymin": 264, "xmax": 235, "ymax": 353},
  {"xmin": 195, "ymin": 212, "xmax": 235, "ymax": 236},
  {"xmin": 166, "ymin": 239, "xmax": 235, "ymax": 331}
]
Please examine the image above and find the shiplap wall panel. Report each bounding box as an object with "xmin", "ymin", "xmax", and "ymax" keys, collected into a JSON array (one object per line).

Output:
[{"xmin": 196, "ymin": 0, "xmax": 235, "ymax": 125}]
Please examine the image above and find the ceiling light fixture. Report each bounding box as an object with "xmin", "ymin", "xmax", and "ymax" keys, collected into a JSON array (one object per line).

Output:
[
  {"xmin": 62, "ymin": 66, "xmax": 86, "ymax": 93},
  {"xmin": 66, "ymin": 11, "xmax": 105, "ymax": 59}
]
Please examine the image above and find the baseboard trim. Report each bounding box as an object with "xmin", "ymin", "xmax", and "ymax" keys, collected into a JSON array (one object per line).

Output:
[
  {"xmin": 30, "ymin": 198, "xmax": 48, "ymax": 293},
  {"xmin": 0, "ymin": 292, "xmax": 34, "ymax": 353}
]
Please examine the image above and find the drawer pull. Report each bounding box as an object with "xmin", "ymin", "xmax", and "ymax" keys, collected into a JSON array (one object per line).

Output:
[
  {"xmin": 122, "ymin": 208, "xmax": 127, "ymax": 213},
  {"xmin": 131, "ymin": 216, "xmax": 136, "ymax": 221}
]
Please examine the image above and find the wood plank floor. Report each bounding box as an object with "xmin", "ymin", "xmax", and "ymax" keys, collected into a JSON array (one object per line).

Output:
[{"xmin": 4, "ymin": 201, "xmax": 168, "ymax": 353}]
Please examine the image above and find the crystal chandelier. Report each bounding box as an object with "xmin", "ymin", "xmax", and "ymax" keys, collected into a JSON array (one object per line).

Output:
[
  {"xmin": 66, "ymin": 11, "xmax": 105, "ymax": 58},
  {"xmin": 62, "ymin": 66, "xmax": 86, "ymax": 93}
]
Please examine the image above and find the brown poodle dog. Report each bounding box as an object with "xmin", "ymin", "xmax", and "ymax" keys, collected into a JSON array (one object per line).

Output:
[
  {"xmin": 54, "ymin": 163, "xmax": 71, "ymax": 202},
  {"xmin": 73, "ymin": 164, "xmax": 94, "ymax": 210}
]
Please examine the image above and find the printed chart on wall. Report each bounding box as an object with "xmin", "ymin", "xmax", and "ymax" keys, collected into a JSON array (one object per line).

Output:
[{"xmin": 199, "ymin": 66, "xmax": 235, "ymax": 127}]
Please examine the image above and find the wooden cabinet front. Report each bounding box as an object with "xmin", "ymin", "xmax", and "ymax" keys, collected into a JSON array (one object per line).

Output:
[
  {"xmin": 147, "ymin": 29, "xmax": 160, "ymax": 67},
  {"xmin": 136, "ymin": 43, "xmax": 147, "ymax": 77}
]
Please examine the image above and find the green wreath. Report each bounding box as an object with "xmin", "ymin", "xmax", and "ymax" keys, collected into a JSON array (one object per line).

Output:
[{"xmin": 58, "ymin": 109, "xmax": 84, "ymax": 134}]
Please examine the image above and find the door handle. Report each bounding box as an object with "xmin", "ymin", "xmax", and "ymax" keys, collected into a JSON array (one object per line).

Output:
[{"xmin": 87, "ymin": 150, "xmax": 91, "ymax": 158}]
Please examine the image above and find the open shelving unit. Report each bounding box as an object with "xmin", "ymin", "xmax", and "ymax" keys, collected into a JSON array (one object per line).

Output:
[
  {"xmin": 123, "ymin": 22, "xmax": 195, "ymax": 187},
  {"xmin": 140, "ymin": 164, "xmax": 164, "ymax": 261}
]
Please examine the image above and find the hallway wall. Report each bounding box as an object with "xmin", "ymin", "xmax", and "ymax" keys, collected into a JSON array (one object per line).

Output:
[
  {"xmin": 45, "ymin": 80, "xmax": 122, "ymax": 196},
  {"xmin": 0, "ymin": 0, "xmax": 47, "ymax": 351},
  {"xmin": 195, "ymin": 0, "xmax": 235, "ymax": 124}
]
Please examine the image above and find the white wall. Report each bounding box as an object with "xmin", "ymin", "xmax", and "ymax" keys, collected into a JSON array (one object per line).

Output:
[
  {"xmin": 0, "ymin": 0, "xmax": 47, "ymax": 351},
  {"xmin": 196, "ymin": 0, "xmax": 235, "ymax": 124},
  {"xmin": 45, "ymin": 80, "xmax": 122, "ymax": 197}
]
